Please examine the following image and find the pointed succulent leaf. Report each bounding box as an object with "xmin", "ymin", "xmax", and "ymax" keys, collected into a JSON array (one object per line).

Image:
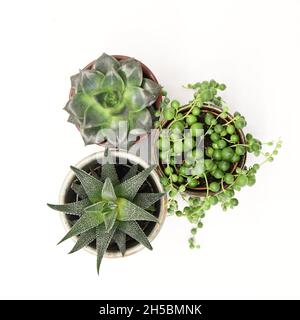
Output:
[
  {"xmin": 101, "ymin": 178, "xmax": 117, "ymax": 201},
  {"xmin": 80, "ymin": 125, "xmax": 106, "ymax": 146},
  {"xmin": 94, "ymin": 53, "xmax": 120, "ymax": 74},
  {"xmin": 100, "ymin": 163, "xmax": 119, "ymax": 184},
  {"xmin": 47, "ymin": 198, "xmax": 91, "ymax": 216},
  {"xmin": 79, "ymin": 70, "xmax": 104, "ymax": 95},
  {"xmin": 67, "ymin": 115, "xmax": 80, "ymax": 126},
  {"xmin": 121, "ymin": 165, "xmax": 138, "ymax": 182},
  {"xmin": 70, "ymin": 73, "xmax": 81, "ymax": 91},
  {"xmin": 83, "ymin": 104, "xmax": 110, "ymax": 129},
  {"xmin": 118, "ymin": 58, "xmax": 143, "ymax": 87},
  {"xmin": 118, "ymin": 221, "xmax": 152, "ymax": 250},
  {"xmin": 115, "ymin": 165, "xmax": 156, "ymax": 201},
  {"xmin": 88, "ymin": 124, "xmax": 120, "ymax": 146},
  {"xmin": 124, "ymin": 87, "xmax": 156, "ymax": 112},
  {"xmin": 71, "ymin": 182, "xmax": 86, "ymax": 199},
  {"xmin": 101, "ymin": 68, "xmax": 125, "ymax": 93},
  {"xmin": 85, "ymin": 201, "xmax": 116, "ymax": 214},
  {"xmin": 112, "ymin": 230, "xmax": 126, "ymax": 256},
  {"xmin": 133, "ymin": 192, "xmax": 165, "ymax": 209},
  {"xmin": 117, "ymin": 198, "xmax": 158, "ymax": 222},
  {"xmin": 64, "ymin": 93, "xmax": 93, "ymax": 121},
  {"xmin": 129, "ymin": 108, "xmax": 152, "ymax": 133},
  {"xmin": 58, "ymin": 210, "xmax": 105, "ymax": 244},
  {"xmin": 96, "ymin": 223, "xmax": 118, "ymax": 274},
  {"xmin": 107, "ymin": 117, "xmax": 129, "ymax": 146},
  {"xmin": 146, "ymin": 204, "xmax": 156, "ymax": 213},
  {"xmin": 104, "ymin": 210, "xmax": 117, "ymax": 233},
  {"xmin": 69, "ymin": 228, "xmax": 96, "ymax": 253},
  {"xmin": 70, "ymin": 166, "xmax": 103, "ymax": 203},
  {"xmin": 105, "ymin": 202, "xmax": 118, "ymax": 210},
  {"xmin": 84, "ymin": 201, "xmax": 105, "ymax": 214},
  {"xmin": 142, "ymin": 78, "xmax": 162, "ymax": 98}
]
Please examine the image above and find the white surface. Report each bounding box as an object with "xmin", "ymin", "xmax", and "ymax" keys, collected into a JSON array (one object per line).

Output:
[{"xmin": 0, "ymin": 0, "xmax": 299, "ymax": 299}]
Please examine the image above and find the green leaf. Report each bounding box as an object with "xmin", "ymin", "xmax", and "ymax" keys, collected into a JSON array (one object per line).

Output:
[
  {"xmin": 83, "ymin": 103, "xmax": 110, "ymax": 129},
  {"xmin": 101, "ymin": 163, "xmax": 119, "ymax": 184},
  {"xmin": 70, "ymin": 166, "xmax": 103, "ymax": 203},
  {"xmin": 117, "ymin": 198, "xmax": 158, "ymax": 222},
  {"xmin": 80, "ymin": 125, "xmax": 106, "ymax": 146},
  {"xmin": 104, "ymin": 210, "xmax": 117, "ymax": 233},
  {"xmin": 124, "ymin": 87, "xmax": 155, "ymax": 112},
  {"xmin": 94, "ymin": 53, "xmax": 120, "ymax": 74},
  {"xmin": 64, "ymin": 93, "xmax": 93, "ymax": 121},
  {"xmin": 58, "ymin": 210, "xmax": 104, "ymax": 244},
  {"xmin": 47, "ymin": 198, "xmax": 90, "ymax": 216},
  {"xmin": 115, "ymin": 165, "xmax": 156, "ymax": 201},
  {"xmin": 129, "ymin": 108, "xmax": 152, "ymax": 133},
  {"xmin": 101, "ymin": 178, "xmax": 117, "ymax": 201},
  {"xmin": 118, "ymin": 58, "xmax": 143, "ymax": 87},
  {"xmin": 109, "ymin": 117, "xmax": 128, "ymax": 144},
  {"xmin": 112, "ymin": 230, "xmax": 126, "ymax": 256},
  {"xmin": 71, "ymin": 182, "xmax": 86, "ymax": 199},
  {"xmin": 133, "ymin": 192, "xmax": 164, "ymax": 209},
  {"xmin": 79, "ymin": 70, "xmax": 104, "ymax": 95},
  {"xmin": 121, "ymin": 165, "xmax": 138, "ymax": 182},
  {"xmin": 118, "ymin": 221, "xmax": 152, "ymax": 250},
  {"xmin": 70, "ymin": 73, "xmax": 81, "ymax": 91},
  {"xmin": 101, "ymin": 68, "xmax": 125, "ymax": 92},
  {"xmin": 142, "ymin": 78, "xmax": 161, "ymax": 98},
  {"xmin": 84, "ymin": 201, "xmax": 105, "ymax": 214},
  {"xmin": 96, "ymin": 223, "xmax": 118, "ymax": 274},
  {"xmin": 69, "ymin": 228, "xmax": 96, "ymax": 253},
  {"xmin": 67, "ymin": 115, "xmax": 80, "ymax": 126}
]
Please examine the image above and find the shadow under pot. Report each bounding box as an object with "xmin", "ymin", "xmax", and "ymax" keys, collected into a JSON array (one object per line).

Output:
[
  {"xmin": 156, "ymin": 104, "xmax": 247, "ymax": 196},
  {"xmin": 59, "ymin": 150, "xmax": 167, "ymax": 257},
  {"xmin": 69, "ymin": 55, "xmax": 162, "ymax": 146}
]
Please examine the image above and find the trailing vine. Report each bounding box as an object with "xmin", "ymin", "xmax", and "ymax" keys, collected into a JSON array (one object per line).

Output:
[{"xmin": 155, "ymin": 80, "xmax": 281, "ymax": 248}]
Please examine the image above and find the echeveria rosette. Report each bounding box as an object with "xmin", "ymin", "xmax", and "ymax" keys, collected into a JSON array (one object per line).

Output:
[
  {"xmin": 47, "ymin": 163, "xmax": 164, "ymax": 274},
  {"xmin": 64, "ymin": 53, "xmax": 162, "ymax": 145}
]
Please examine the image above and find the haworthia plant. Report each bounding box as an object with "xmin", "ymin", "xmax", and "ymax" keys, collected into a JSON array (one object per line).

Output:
[
  {"xmin": 64, "ymin": 53, "xmax": 162, "ymax": 145},
  {"xmin": 47, "ymin": 163, "xmax": 164, "ymax": 274}
]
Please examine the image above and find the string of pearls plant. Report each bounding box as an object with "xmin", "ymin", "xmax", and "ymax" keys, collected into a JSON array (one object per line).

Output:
[{"xmin": 154, "ymin": 80, "xmax": 282, "ymax": 248}]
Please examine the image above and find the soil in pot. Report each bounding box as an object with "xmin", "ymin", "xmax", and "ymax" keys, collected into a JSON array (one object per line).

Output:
[
  {"xmin": 63, "ymin": 159, "xmax": 161, "ymax": 253},
  {"xmin": 158, "ymin": 104, "xmax": 247, "ymax": 195}
]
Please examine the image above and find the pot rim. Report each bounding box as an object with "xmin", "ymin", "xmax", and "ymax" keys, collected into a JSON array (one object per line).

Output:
[
  {"xmin": 58, "ymin": 149, "xmax": 168, "ymax": 258},
  {"xmin": 155, "ymin": 103, "xmax": 247, "ymax": 196}
]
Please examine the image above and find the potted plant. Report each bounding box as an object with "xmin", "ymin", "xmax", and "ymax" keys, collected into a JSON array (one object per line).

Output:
[
  {"xmin": 47, "ymin": 149, "xmax": 167, "ymax": 274},
  {"xmin": 64, "ymin": 53, "xmax": 162, "ymax": 145},
  {"xmin": 154, "ymin": 80, "xmax": 281, "ymax": 248}
]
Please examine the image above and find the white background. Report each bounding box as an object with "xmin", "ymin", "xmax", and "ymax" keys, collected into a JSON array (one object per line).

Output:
[{"xmin": 0, "ymin": 0, "xmax": 299, "ymax": 299}]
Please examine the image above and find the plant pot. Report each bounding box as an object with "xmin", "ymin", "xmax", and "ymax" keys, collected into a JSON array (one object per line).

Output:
[
  {"xmin": 58, "ymin": 150, "xmax": 168, "ymax": 257},
  {"xmin": 69, "ymin": 55, "xmax": 162, "ymax": 145},
  {"xmin": 155, "ymin": 104, "xmax": 247, "ymax": 196}
]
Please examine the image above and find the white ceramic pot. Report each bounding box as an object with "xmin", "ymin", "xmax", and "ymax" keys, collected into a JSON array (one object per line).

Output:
[{"xmin": 58, "ymin": 149, "xmax": 168, "ymax": 258}]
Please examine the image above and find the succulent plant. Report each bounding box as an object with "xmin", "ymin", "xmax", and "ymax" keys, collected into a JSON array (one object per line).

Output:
[
  {"xmin": 64, "ymin": 53, "xmax": 162, "ymax": 145},
  {"xmin": 156, "ymin": 80, "xmax": 281, "ymax": 249},
  {"xmin": 47, "ymin": 162, "xmax": 164, "ymax": 274}
]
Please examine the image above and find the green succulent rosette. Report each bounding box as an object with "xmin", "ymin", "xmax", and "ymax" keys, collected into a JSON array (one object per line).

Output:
[
  {"xmin": 48, "ymin": 162, "xmax": 164, "ymax": 274},
  {"xmin": 64, "ymin": 53, "xmax": 161, "ymax": 145}
]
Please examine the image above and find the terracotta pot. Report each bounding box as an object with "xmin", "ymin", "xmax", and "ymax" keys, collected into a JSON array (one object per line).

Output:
[
  {"xmin": 69, "ymin": 55, "xmax": 162, "ymax": 145},
  {"xmin": 155, "ymin": 104, "xmax": 247, "ymax": 196},
  {"xmin": 58, "ymin": 150, "xmax": 168, "ymax": 258}
]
